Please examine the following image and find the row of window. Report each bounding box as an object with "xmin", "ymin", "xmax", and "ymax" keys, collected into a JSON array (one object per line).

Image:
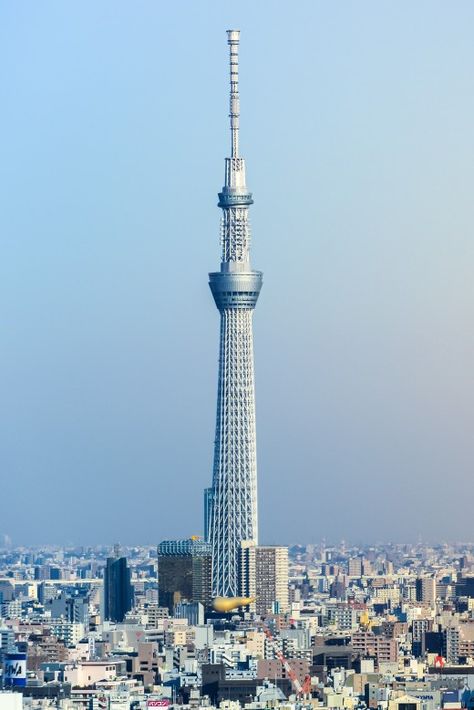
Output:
[{"xmin": 219, "ymin": 291, "xmax": 259, "ymax": 297}]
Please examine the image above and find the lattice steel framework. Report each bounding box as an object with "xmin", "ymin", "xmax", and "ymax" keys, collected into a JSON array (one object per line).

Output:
[{"xmin": 208, "ymin": 30, "xmax": 263, "ymax": 598}]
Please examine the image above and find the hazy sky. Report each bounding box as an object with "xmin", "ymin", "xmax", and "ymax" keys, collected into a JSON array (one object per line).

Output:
[{"xmin": 1, "ymin": 1, "xmax": 473, "ymax": 546}]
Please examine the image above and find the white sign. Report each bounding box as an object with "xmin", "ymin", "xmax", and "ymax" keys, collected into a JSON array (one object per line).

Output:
[
  {"xmin": 147, "ymin": 701, "xmax": 170, "ymax": 708},
  {"xmin": 5, "ymin": 659, "xmax": 26, "ymax": 680}
]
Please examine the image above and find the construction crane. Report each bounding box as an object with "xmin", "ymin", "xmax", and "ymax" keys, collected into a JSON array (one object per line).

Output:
[
  {"xmin": 261, "ymin": 624, "xmax": 311, "ymax": 698},
  {"xmin": 212, "ymin": 595, "xmax": 312, "ymax": 698}
]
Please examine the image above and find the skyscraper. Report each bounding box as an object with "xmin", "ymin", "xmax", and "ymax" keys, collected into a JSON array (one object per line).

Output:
[
  {"xmin": 157, "ymin": 538, "xmax": 212, "ymax": 612},
  {"xmin": 239, "ymin": 543, "xmax": 289, "ymax": 616},
  {"xmin": 208, "ymin": 30, "xmax": 262, "ymax": 598},
  {"xmin": 415, "ymin": 575, "xmax": 437, "ymax": 607},
  {"xmin": 103, "ymin": 552, "xmax": 133, "ymax": 623}
]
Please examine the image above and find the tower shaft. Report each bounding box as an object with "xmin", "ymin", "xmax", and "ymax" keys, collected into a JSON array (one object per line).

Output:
[{"xmin": 208, "ymin": 30, "xmax": 262, "ymax": 598}]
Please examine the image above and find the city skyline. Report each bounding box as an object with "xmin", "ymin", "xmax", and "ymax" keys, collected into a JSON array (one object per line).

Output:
[
  {"xmin": 1, "ymin": 2, "xmax": 473, "ymax": 545},
  {"xmin": 3, "ymin": 538, "xmax": 474, "ymax": 705}
]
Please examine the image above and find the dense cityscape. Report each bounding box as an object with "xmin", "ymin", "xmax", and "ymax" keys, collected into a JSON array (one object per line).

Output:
[
  {"xmin": 2, "ymin": 18, "xmax": 472, "ymax": 710},
  {"xmin": 2, "ymin": 541, "xmax": 474, "ymax": 710}
]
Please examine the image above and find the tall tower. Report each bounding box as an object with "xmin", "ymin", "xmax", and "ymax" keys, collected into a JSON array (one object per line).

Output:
[{"xmin": 208, "ymin": 30, "xmax": 262, "ymax": 598}]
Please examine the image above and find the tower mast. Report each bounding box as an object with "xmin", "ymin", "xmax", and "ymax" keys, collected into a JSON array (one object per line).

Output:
[
  {"xmin": 208, "ymin": 30, "xmax": 263, "ymax": 598},
  {"xmin": 228, "ymin": 29, "xmax": 240, "ymax": 158}
]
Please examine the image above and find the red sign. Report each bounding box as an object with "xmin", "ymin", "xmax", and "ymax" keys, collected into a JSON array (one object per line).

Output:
[
  {"xmin": 147, "ymin": 701, "xmax": 170, "ymax": 708},
  {"xmin": 434, "ymin": 655, "xmax": 445, "ymax": 668}
]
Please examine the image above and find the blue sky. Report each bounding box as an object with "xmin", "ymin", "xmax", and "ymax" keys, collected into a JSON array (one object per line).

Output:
[{"xmin": 1, "ymin": 1, "xmax": 473, "ymax": 545}]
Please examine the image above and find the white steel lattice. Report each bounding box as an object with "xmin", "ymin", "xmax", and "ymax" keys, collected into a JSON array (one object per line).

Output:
[
  {"xmin": 220, "ymin": 207, "xmax": 251, "ymax": 263},
  {"xmin": 211, "ymin": 308, "xmax": 258, "ymax": 597},
  {"xmin": 207, "ymin": 30, "xmax": 262, "ymax": 598}
]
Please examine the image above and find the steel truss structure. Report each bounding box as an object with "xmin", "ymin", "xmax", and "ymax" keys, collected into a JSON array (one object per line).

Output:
[{"xmin": 207, "ymin": 30, "xmax": 262, "ymax": 597}]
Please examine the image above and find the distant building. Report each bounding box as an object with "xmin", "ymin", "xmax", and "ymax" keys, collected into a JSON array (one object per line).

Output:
[
  {"xmin": 145, "ymin": 603, "xmax": 169, "ymax": 627},
  {"xmin": 443, "ymin": 621, "xmax": 474, "ymax": 664},
  {"xmin": 239, "ymin": 543, "xmax": 289, "ymax": 615},
  {"xmin": 257, "ymin": 658, "xmax": 310, "ymax": 687},
  {"xmin": 37, "ymin": 583, "xmax": 57, "ymax": 605},
  {"xmin": 348, "ymin": 556, "xmax": 372, "ymax": 577},
  {"xmin": 329, "ymin": 576, "xmax": 347, "ymax": 600},
  {"xmin": 326, "ymin": 603, "xmax": 358, "ymax": 630},
  {"xmin": 63, "ymin": 660, "xmax": 125, "ymax": 687},
  {"xmin": 416, "ymin": 576, "xmax": 436, "ymax": 606},
  {"xmin": 0, "ymin": 628, "xmax": 17, "ymax": 654},
  {"xmin": 348, "ymin": 557, "xmax": 363, "ymax": 577},
  {"xmin": 174, "ymin": 601, "xmax": 205, "ymax": 626},
  {"xmin": 456, "ymin": 576, "xmax": 474, "ymax": 598},
  {"xmin": 49, "ymin": 620, "xmax": 85, "ymax": 646},
  {"xmin": 49, "ymin": 591, "xmax": 89, "ymax": 627},
  {"xmin": 202, "ymin": 664, "xmax": 291, "ymax": 705},
  {"xmin": 34, "ymin": 565, "xmax": 51, "ymax": 581},
  {"xmin": 103, "ymin": 554, "xmax": 133, "ymax": 623},
  {"xmin": 352, "ymin": 630, "xmax": 398, "ymax": 664},
  {"xmin": 157, "ymin": 538, "xmax": 212, "ymax": 612}
]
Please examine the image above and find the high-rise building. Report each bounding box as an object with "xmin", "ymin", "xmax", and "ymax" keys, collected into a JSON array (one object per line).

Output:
[
  {"xmin": 103, "ymin": 553, "xmax": 133, "ymax": 623},
  {"xmin": 49, "ymin": 591, "xmax": 89, "ymax": 627},
  {"xmin": 157, "ymin": 538, "xmax": 212, "ymax": 612},
  {"xmin": 207, "ymin": 30, "xmax": 262, "ymax": 598},
  {"xmin": 415, "ymin": 576, "xmax": 436, "ymax": 606},
  {"xmin": 239, "ymin": 543, "xmax": 289, "ymax": 616},
  {"xmin": 37, "ymin": 582, "xmax": 57, "ymax": 605},
  {"xmin": 348, "ymin": 557, "xmax": 363, "ymax": 577},
  {"xmin": 203, "ymin": 487, "xmax": 214, "ymax": 542}
]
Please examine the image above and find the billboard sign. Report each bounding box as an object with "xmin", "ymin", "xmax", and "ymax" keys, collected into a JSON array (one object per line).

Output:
[
  {"xmin": 147, "ymin": 700, "xmax": 170, "ymax": 708},
  {"xmin": 4, "ymin": 653, "xmax": 27, "ymax": 687}
]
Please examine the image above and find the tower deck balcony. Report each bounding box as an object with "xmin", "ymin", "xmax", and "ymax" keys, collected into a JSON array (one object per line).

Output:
[
  {"xmin": 218, "ymin": 188, "xmax": 254, "ymax": 208},
  {"xmin": 209, "ymin": 270, "xmax": 262, "ymax": 310}
]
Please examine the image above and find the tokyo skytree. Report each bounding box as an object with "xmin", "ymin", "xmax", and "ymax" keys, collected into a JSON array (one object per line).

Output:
[{"xmin": 207, "ymin": 30, "xmax": 262, "ymax": 598}]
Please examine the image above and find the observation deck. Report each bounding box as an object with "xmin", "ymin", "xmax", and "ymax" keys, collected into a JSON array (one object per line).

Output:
[{"xmin": 209, "ymin": 270, "xmax": 262, "ymax": 310}]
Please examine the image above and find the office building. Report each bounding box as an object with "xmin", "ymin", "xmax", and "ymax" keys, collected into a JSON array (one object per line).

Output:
[
  {"xmin": 415, "ymin": 576, "xmax": 436, "ymax": 606},
  {"xmin": 239, "ymin": 543, "xmax": 289, "ymax": 615},
  {"xmin": 348, "ymin": 557, "xmax": 363, "ymax": 577},
  {"xmin": 103, "ymin": 553, "xmax": 133, "ymax": 623},
  {"xmin": 158, "ymin": 538, "xmax": 212, "ymax": 612},
  {"xmin": 49, "ymin": 591, "xmax": 89, "ymax": 627},
  {"xmin": 352, "ymin": 630, "xmax": 398, "ymax": 664}
]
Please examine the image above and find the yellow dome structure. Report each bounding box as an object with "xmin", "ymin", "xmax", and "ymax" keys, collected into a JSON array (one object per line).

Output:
[{"xmin": 212, "ymin": 596, "xmax": 255, "ymax": 612}]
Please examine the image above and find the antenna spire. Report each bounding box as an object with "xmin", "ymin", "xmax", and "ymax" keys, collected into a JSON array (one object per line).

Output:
[{"xmin": 227, "ymin": 29, "xmax": 240, "ymax": 158}]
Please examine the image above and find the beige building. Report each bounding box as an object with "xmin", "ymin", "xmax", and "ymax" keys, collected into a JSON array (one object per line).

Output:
[
  {"xmin": 240, "ymin": 543, "xmax": 289, "ymax": 615},
  {"xmin": 257, "ymin": 658, "xmax": 310, "ymax": 686},
  {"xmin": 415, "ymin": 577, "xmax": 436, "ymax": 607},
  {"xmin": 63, "ymin": 661, "xmax": 123, "ymax": 686},
  {"xmin": 145, "ymin": 604, "xmax": 169, "ymax": 628},
  {"xmin": 348, "ymin": 557, "xmax": 363, "ymax": 577},
  {"xmin": 246, "ymin": 630, "xmax": 266, "ymax": 657},
  {"xmin": 388, "ymin": 694, "xmax": 422, "ymax": 710},
  {"xmin": 352, "ymin": 630, "xmax": 398, "ymax": 664}
]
